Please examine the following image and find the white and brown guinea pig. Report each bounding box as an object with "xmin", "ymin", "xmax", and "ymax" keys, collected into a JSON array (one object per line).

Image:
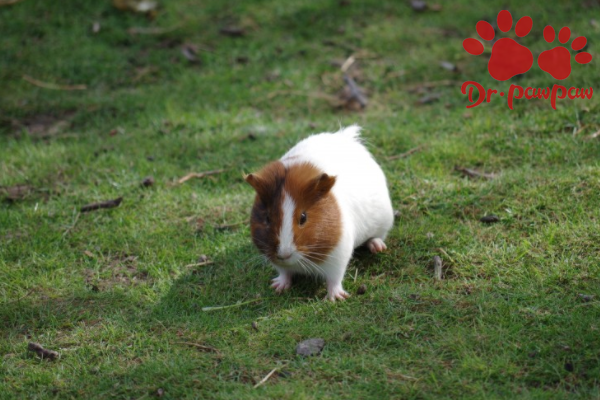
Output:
[{"xmin": 245, "ymin": 125, "xmax": 394, "ymax": 301}]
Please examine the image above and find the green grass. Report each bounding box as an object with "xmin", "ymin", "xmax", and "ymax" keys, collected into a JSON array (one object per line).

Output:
[{"xmin": 1, "ymin": 0, "xmax": 600, "ymax": 398}]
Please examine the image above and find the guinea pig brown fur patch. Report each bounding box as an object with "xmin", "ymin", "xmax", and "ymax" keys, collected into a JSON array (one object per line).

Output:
[
  {"xmin": 246, "ymin": 161, "xmax": 285, "ymax": 260},
  {"xmin": 283, "ymin": 162, "xmax": 342, "ymax": 264}
]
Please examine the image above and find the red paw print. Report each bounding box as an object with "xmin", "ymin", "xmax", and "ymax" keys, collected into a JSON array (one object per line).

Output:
[
  {"xmin": 537, "ymin": 26, "xmax": 593, "ymax": 80},
  {"xmin": 463, "ymin": 10, "xmax": 534, "ymax": 81}
]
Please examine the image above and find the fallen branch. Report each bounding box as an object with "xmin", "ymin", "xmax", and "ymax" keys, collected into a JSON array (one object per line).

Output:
[
  {"xmin": 81, "ymin": 197, "xmax": 123, "ymax": 213},
  {"xmin": 454, "ymin": 166, "xmax": 496, "ymax": 180},
  {"xmin": 387, "ymin": 146, "xmax": 423, "ymax": 160},
  {"xmin": 433, "ymin": 256, "xmax": 443, "ymax": 280},
  {"xmin": 28, "ymin": 342, "xmax": 59, "ymax": 360},
  {"xmin": 177, "ymin": 169, "xmax": 226, "ymax": 184},
  {"xmin": 23, "ymin": 75, "xmax": 87, "ymax": 91}
]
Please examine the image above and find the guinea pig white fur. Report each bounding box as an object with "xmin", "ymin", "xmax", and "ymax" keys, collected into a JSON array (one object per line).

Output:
[{"xmin": 245, "ymin": 125, "xmax": 393, "ymax": 301}]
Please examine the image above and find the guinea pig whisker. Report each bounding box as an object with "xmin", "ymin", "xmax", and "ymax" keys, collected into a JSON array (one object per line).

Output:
[
  {"xmin": 298, "ymin": 257, "xmax": 315, "ymax": 277},
  {"xmin": 298, "ymin": 258, "xmax": 313, "ymax": 277},
  {"xmin": 300, "ymin": 256, "xmax": 327, "ymax": 277}
]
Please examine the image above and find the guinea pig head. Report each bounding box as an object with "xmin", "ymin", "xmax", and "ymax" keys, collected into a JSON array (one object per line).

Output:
[{"xmin": 245, "ymin": 161, "xmax": 342, "ymax": 267}]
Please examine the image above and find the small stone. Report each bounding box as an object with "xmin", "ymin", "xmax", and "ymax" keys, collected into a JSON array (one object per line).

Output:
[
  {"xmin": 141, "ymin": 176, "xmax": 155, "ymax": 187},
  {"xmin": 156, "ymin": 388, "xmax": 165, "ymax": 397},
  {"xmin": 197, "ymin": 254, "xmax": 209, "ymax": 263},
  {"xmin": 578, "ymin": 293, "xmax": 594, "ymax": 302},
  {"xmin": 252, "ymin": 321, "xmax": 259, "ymax": 331},
  {"xmin": 440, "ymin": 61, "xmax": 457, "ymax": 72},
  {"xmin": 357, "ymin": 284, "xmax": 367, "ymax": 295},
  {"xmin": 296, "ymin": 338, "xmax": 325, "ymax": 357},
  {"xmin": 564, "ymin": 362, "xmax": 574, "ymax": 372}
]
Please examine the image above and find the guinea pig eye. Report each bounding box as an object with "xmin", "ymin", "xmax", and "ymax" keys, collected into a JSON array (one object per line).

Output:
[
  {"xmin": 265, "ymin": 215, "xmax": 271, "ymax": 225},
  {"xmin": 299, "ymin": 212, "xmax": 307, "ymax": 225}
]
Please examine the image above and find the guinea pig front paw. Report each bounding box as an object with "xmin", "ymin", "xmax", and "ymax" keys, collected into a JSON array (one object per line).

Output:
[
  {"xmin": 271, "ymin": 274, "xmax": 292, "ymax": 293},
  {"xmin": 326, "ymin": 285, "xmax": 350, "ymax": 302},
  {"xmin": 367, "ymin": 238, "xmax": 387, "ymax": 254}
]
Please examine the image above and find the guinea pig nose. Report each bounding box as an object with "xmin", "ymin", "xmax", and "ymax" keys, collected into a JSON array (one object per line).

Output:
[{"xmin": 277, "ymin": 252, "xmax": 292, "ymax": 260}]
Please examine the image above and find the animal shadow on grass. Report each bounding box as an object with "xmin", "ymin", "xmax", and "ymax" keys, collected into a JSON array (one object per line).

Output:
[
  {"xmin": 153, "ymin": 243, "xmax": 327, "ymax": 328},
  {"xmin": 152, "ymin": 242, "xmax": 390, "ymax": 329}
]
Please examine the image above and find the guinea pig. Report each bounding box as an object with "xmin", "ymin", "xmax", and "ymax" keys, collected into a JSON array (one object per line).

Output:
[{"xmin": 245, "ymin": 125, "xmax": 394, "ymax": 301}]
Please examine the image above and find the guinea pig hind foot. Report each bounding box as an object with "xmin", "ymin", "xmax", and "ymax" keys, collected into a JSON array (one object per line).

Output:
[{"xmin": 367, "ymin": 238, "xmax": 387, "ymax": 254}]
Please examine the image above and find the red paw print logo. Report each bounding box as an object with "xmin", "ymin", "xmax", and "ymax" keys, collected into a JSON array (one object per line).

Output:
[
  {"xmin": 537, "ymin": 26, "xmax": 593, "ymax": 80},
  {"xmin": 463, "ymin": 10, "xmax": 533, "ymax": 81}
]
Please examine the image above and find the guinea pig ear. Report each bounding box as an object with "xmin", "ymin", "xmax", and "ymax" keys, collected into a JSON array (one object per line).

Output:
[
  {"xmin": 245, "ymin": 173, "xmax": 267, "ymax": 198},
  {"xmin": 245, "ymin": 161, "xmax": 285, "ymax": 203},
  {"xmin": 309, "ymin": 173, "xmax": 336, "ymax": 200}
]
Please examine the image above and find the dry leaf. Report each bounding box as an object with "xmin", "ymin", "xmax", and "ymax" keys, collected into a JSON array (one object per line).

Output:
[
  {"xmin": 1, "ymin": 184, "xmax": 34, "ymax": 201},
  {"xmin": 113, "ymin": 0, "xmax": 158, "ymax": 13},
  {"xmin": 410, "ymin": 0, "xmax": 428, "ymax": 12},
  {"xmin": 181, "ymin": 44, "xmax": 200, "ymax": 63},
  {"xmin": 219, "ymin": 26, "xmax": 245, "ymax": 37}
]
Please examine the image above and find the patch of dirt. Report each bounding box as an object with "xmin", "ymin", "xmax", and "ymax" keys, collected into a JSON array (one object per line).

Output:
[
  {"xmin": 85, "ymin": 253, "xmax": 149, "ymax": 291},
  {"xmin": 8, "ymin": 110, "xmax": 77, "ymax": 140}
]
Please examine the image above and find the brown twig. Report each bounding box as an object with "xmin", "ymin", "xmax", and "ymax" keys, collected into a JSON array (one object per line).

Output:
[
  {"xmin": 2, "ymin": 288, "xmax": 34, "ymax": 305},
  {"xmin": 177, "ymin": 169, "xmax": 226, "ymax": 184},
  {"xmin": 127, "ymin": 25, "xmax": 180, "ymax": 35},
  {"xmin": 22, "ymin": 75, "xmax": 87, "ymax": 91},
  {"xmin": 266, "ymin": 90, "xmax": 338, "ymax": 102},
  {"xmin": 433, "ymin": 256, "xmax": 443, "ymax": 280},
  {"xmin": 214, "ymin": 222, "xmax": 245, "ymax": 231},
  {"xmin": 176, "ymin": 342, "xmax": 221, "ymax": 355},
  {"xmin": 343, "ymin": 74, "xmax": 367, "ymax": 108},
  {"xmin": 0, "ymin": 0, "xmax": 24, "ymax": 6},
  {"xmin": 588, "ymin": 129, "xmax": 600, "ymax": 140},
  {"xmin": 81, "ymin": 197, "xmax": 123, "ymax": 213},
  {"xmin": 404, "ymin": 80, "xmax": 457, "ymax": 92},
  {"xmin": 62, "ymin": 212, "xmax": 81, "ymax": 238},
  {"xmin": 184, "ymin": 260, "xmax": 214, "ymax": 268},
  {"xmin": 454, "ymin": 166, "xmax": 496, "ymax": 180},
  {"xmin": 254, "ymin": 366, "xmax": 286, "ymax": 389},
  {"xmin": 340, "ymin": 55, "xmax": 356, "ymax": 73},
  {"xmin": 387, "ymin": 146, "xmax": 424, "ymax": 160},
  {"xmin": 27, "ymin": 342, "xmax": 59, "ymax": 360},
  {"xmin": 219, "ymin": 26, "xmax": 245, "ymax": 37}
]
